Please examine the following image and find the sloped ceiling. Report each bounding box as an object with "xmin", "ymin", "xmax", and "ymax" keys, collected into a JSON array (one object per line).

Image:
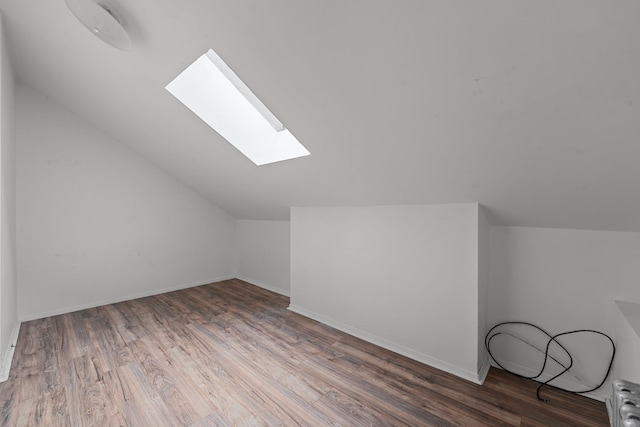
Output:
[{"xmin": 1, "ymin": 0, "xmax": 640, "ymax": 231}]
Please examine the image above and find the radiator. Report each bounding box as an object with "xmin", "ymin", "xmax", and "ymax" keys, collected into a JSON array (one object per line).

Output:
[{"xmin": 608, "ymin": 380, "xmax": 640, "ymax": 427}]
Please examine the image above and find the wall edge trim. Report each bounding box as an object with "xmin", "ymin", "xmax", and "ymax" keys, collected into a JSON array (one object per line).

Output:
[
  {"xmin": 19, "ymin": 275, "xmax": 235, "ymax": 322},
  {"xmin": 236, "ymin": 275, "xmax": 289, "ymax": 297},
  {"xmin": 489, "ymin": 360, "xmax": 606, "ymax": 402},
  {"xmin": 288, "ymin": 304, "xmax": 484, "ymax": 384},
  {"xmin": 0, "ymin": 321, "xmax": 21, "ymax": 383},
  {"xmin": 477, "ymin": 354, "xmax": 491, "ymax": 384}
]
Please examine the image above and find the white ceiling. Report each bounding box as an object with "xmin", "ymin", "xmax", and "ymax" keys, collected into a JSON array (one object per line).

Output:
[{"xmin": 1, "ymin": 0, "xmax": 640, "ymax": 231}]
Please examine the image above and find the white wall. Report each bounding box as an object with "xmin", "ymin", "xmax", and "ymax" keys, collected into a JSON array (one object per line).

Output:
[
  {"xmin": 612, "ymin": 301, "xmax": 640, "ymax": 386},
  {"xmin": 477, "ymin": 205, "xmax": 490, "ymax": 376},
  {"xmin": 0, "ymin": 14, "xmax": 18, "ymax": 381},
  {"xmin": 16, "ymin": 84, "xmax": 237, "ymax": 320},
  {"xmin": 236, "ymin": 220, "xmax": 290, "ymax": 296},
  {"xmin": 488, "ymin": 226, "xmax": 640, "ymax": 400},
  {"xmin": 290, "ymin": 203, "xmax": 486, "ymax": 383}
]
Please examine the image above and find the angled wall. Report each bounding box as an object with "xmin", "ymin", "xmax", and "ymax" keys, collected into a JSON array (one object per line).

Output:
[
  {"xmin": 290, "ymin": 203, "xmax": 489, "ymax": 383},
  {"xmin": 16, "ymin": 84, "xmax": 237, "ymax": 320}
]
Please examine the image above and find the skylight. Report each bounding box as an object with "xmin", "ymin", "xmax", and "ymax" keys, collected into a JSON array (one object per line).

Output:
[{"xmin": 166, "ymin": 49, "xmax": 310, "ymax": 166}]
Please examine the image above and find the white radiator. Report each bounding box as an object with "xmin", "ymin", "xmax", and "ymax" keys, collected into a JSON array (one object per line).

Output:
[{"xmin": 608, "ymin": 380, "xmax": 640, "ymax": 427}]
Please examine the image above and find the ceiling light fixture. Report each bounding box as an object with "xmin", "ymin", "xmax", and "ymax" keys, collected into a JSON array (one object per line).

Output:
[
  {"xmin": 65, "ymin": 0, "xmax": 132, "ymax": 52},
  {"xmin": 165, "ymin": 49, "xmax": 310, "ymax": 166}
]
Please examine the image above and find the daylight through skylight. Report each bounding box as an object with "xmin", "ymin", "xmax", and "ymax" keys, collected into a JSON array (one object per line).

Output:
[{"xmin": 166, "ymin": 49, "xmax": 310, "ymax": 166}]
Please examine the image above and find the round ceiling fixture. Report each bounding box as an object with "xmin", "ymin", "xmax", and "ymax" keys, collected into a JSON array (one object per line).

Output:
[{"xmin": 65, "ymin": 0, "xmax": 132, "ymax": 52}]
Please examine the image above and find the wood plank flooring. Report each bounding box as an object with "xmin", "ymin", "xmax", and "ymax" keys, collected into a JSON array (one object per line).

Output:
[{"xmin": 0, "ymin": 279, "xmax": 609, "ymax": 426}]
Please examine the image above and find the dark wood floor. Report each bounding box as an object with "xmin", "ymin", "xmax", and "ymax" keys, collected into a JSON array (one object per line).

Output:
[{"xmin": 0, "ymin": 279, "xmax": 609, "ymax": 426}]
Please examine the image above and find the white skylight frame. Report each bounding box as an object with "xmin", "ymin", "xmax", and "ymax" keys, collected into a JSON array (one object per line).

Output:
[{"xmin": 166, "ymin": 49, "xmax": 310, "ymax": 166}]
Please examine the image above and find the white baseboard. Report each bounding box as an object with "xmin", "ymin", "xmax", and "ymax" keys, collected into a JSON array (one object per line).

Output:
[
  {"xmin": 19, "ymin": 275, "xmax": 235, "ymax": 322},
  {"xmin": 0, "ymin": 321, "xmax": 21, "ymax": 383},
  {"xmin": 236, "ymin": 276, "xmax": 290, "ymax": 297},
  {"xmin": 489, "ymin": 359, "xmax": 607, "ymax": 402},
  {"xmin": 288, "ymin": 304, "xmax": 486, "ymax": 385},
  {"xmin": 477, "ymin": 354, "xmax": 491, "ymax": 384}
]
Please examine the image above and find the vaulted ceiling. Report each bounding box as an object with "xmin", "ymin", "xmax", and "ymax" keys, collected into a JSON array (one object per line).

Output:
[{"xmin": 2, "ymin": 1, "xmax": 640, "ymax": 231}]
